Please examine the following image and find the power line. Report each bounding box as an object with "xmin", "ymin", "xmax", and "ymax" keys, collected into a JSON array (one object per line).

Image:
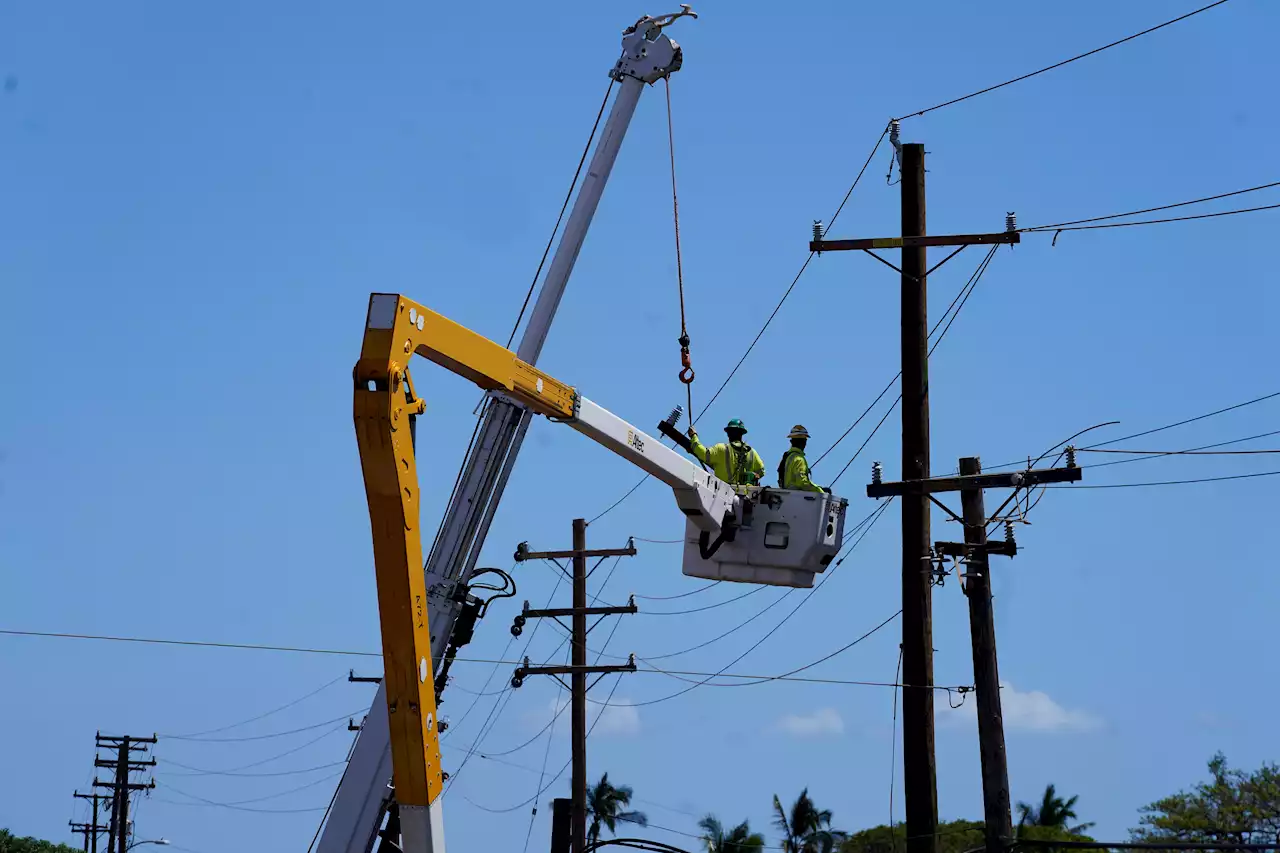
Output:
[
  {"xmin": 1084, "ymin": 391, "xmax": 1280, "ymax": 449},
  {"xmin": 163, "ymin": 723, "xmax": 348, "ymax": 774},
  {"xmin": 161, "ymin": 758, "xmax": 349, "ymax": 779},
  {"xmin": 589, "ymin": 125, "xmax": 890, "ymax": 525},
  {"xmin": 163, "ymin": 712, "xmax": 367, "ymax": 743},
  {"xmin": 828, "ymin": 245, "xmax": 1000, "ymax": 487},
  {"xmin": 1050, "ymin": 468, "xmax": 1280, "ymax": 489},
  {"xmin": 162, "ymin": 675, "xmax": 345, "ymax": 738},
  {"xmin": 162, "ymin": 770, "xmax": 343, "ymax": 807},
  {"xmin": 1022, "ymin": 180, "xmax": 1280, "ymax": 232},
  {"xmin": 896, "ymin": 0, "xmax": 1233, "ymax": 120},
  {"xmin": 1081, "ymin": 446, "xmax": 1280, "ymax": 456},
  {"xmin": 1085, "ymin": 429, "xmax": 1280, "ymax": 470},
  {"xmin": 1025, "ymin": 202, "xmax": 1280, "ymax": 235}
]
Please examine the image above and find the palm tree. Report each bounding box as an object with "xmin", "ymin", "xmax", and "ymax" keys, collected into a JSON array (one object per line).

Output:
[
  {"xmin": 699, "ymin": 815, "xmax": 766, "ymax": 853},
  {"xmin": 1016, "ymin": 784, "xmax": 1095, "ymax": 835},
  {"xmin": 586, "ymin": 772, "xmax": 648, "ymax": 845},
  {"xmin": 771, "ymin": 789, "xmax": 847, "ymax": 853}
]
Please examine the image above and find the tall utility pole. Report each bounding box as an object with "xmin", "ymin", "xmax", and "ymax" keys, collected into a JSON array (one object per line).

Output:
[
  {"xmin": 899, "ymin": 141, "xmax": 937, "ymax": 853},
  {"xmin": 72, "ymin": 791, "xmax": 112, "ymax": 853},
  {"xmin": 94, "ymin": 733, "xmax": 157, "ymax": 853},
  {"xmin": 957, "ymin": 457, "xmax": 1012, "ymax": 853},
  {"xmin": 811, "ymin": 136, "xmax": 1020, "ymax": 853},
  {"xmin": 869, "ymin": 456, "xmax": 1082, "ymax": 853},
  {"xmin": 511, "ymin": 524, "xmax": 639, "ymax": 852}
]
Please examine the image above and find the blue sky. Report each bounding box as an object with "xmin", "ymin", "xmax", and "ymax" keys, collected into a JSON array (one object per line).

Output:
[{"xmin": 3, "ymin": 1, "xmax": 1278, "ymax": 851}]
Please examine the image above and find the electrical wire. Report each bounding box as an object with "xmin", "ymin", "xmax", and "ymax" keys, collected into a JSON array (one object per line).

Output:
[
  {"xmin": 521, "ymin": 643, "xmax": 570, "ymax": 853},
  {"xmin": 1025, "ymin": 202, "xmax": 1280, "ymax": 234},
  {"xmin": 633, "ymin": 581, "xmax": 721, "ymax": 601},
  {"xmin": 162, "ymin": 771, "xmax": 343, "ymax": 808},
  {"xmin": 1083, "ymin": 391, "xmax": 1280, "ymax": 449},
  {"xmin": 1080, "ymin": 446, "xmax": 1280, "ymax": 456},
  {"xmin": 505, "ymin": 79, "xmax": 615, "ymax": 348},
  {"xmin": 161, "ymin": 675, "xmax": 345, "ymax": 738},
  {"xmin": 1022, "ymin": 180, "xmax": 1280, "ymax": 232},
  {"xmin": 589, "ymin": 124, "xmax": 889, "ymax": 524},
  {"xmin": 896, "ymin": 0, "xmax": 1233, "ymax": 120},
  {"xmin": 640, "ymin": 584, "xmax": 766, "ymax": 615},
  {"xmin": 0, "ymin": 629, "xmax": 383, "ymax": 658},
  {"xmin": 161, "ymin": 723, "xmax": 348, "ymax": 774},
  {"xmin": 163, "ymin": 712, "xmax": 367, "ymax": 743},
  {"xmin": 1085, "ymin": 429, "xmax": 1280, "ymax": 470},
  {"xmin": 162, "ymin": 758, "xmax": 349, "ymax": 779},
  {"xmin": 1049, "ymin": 469, "xmax": 1280, "ymax": 489},
  {"xmin": 589, "ymin": 501, "xmax": 892, "ymax": 709},
  {"xmin": 828, "ymin": 245, "xmax": 1000, "ymax": 487}
]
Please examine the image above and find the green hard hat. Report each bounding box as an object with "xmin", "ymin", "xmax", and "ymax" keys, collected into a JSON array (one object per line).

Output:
[{"xmin": 725, "ymin": 418, "xmax": 747, "ymax": 433}]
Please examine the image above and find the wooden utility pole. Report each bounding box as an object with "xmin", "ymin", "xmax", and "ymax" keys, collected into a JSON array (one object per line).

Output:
[
  {"xmin": 957, "ymin": 457, "xmax": 1012, "ymax": 853},
  {"xmin": 810, "ymin": 136, "xmax": 1021, "ymax": 853},
  {"xmin": 899, "ymin": 141, "xmax": 938, "ymax": 853},
  {"xmin": 870, "ymin": 457, "xmax": 1082, "ymax": 853},
  {"xmin": 511, "ymin": 526, "xmax": 638, "ymax": 852},
  {"xmin": 72, "ymin": 791, "xmax": 112, "ymax": 853},
  {"xmin": 550, "ymin": 797, "xmax": 572, "ymax": 853},
  {"xmin": 93, "ymin": 733, "xmax": 156, "ymax": 853}
]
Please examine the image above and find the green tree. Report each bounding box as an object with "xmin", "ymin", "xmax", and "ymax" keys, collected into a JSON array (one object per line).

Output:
[
  {"xmin": 586, "ymin": 772, "xmax": 648, "ymax": 846},
  {"xmin": 1016, "ymin": 784, "xmax": 1095, "ymax": 835},
  {"xmin": 839, "ymin": 819, "xmax": 1096, "ymax": 853},
  {"xmin": 0, "ymin": 829, "xmax": 81, "ymax": 853},
  {"xmin": 699, "ymin": 815, "xmax": 766, "ymax": 852},
  {"xmin": 772, "ymin": 789, "xmax": 847, "ymax": 853},
  {"xmin": 1132, "ymin": 752, "xmax": 1280, "ymax": 846}
]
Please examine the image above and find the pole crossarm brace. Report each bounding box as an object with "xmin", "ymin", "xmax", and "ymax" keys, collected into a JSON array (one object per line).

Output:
[
  {"xmin": 95, "ymin": 758, "xmax": 157, "ymax": 769},
  {"xmin": 514, "ymin": 656, "xmax": 638, "ymax": 679},
  {"xmin": 348, "ymin": 669, "xmax": 382, "ymax": 684},
  {"xmin": 868, "ymin": 464, "xmax": 1081, "ymax": 498},
  {"xmin": 514, "ymin": 541, "xmax": 637, "ymax": 562},
  {"xmin": 812, "ymin": 232, "xmax": 1020, "ymax": 253}
]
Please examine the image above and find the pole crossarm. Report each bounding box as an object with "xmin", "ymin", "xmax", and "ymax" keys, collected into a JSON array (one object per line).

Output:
[
  {"xmin": 868, "ymin": 464, "xmax": 1081, "ymax": 498},
  {"xmin": 514, "ymin": 541, "xmax": 637, "ymax": 562},
  {"xmin": 935, "ymin": 539, "xmax": 1017, "ymax": 559},
  {"xmin": 811, "ymin": 231, "xmax": 1019, "ymax": 253},
  {"xmin": 524, "ymin": 601, "xmax": 637, "ymax": 619},
  {"xmin": 515, "ymin": 657, "xmax": 638, "ymax": 679}
]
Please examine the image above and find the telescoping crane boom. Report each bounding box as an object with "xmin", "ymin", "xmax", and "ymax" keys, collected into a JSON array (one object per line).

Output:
[
  {"xmin": 349, "ymin": 293, "xmax": 850, "ymax": 852},
  {"xmin": 316, "ymin": 11, "xmax": 696, "ymax": 853}
]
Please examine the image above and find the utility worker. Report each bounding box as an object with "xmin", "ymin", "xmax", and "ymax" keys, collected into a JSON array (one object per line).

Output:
[
  {"xmin": 686, "ymin": 418, "xmax": 766, "ymax": 486},
  {"xmin": 778, "ymin": 425, "xmax": 829, "ymax": 493}
]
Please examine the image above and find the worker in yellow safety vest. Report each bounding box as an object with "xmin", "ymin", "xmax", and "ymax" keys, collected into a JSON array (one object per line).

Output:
[
  {"xmin": 777, "ymin": 425, "xmax": 829, "ymax": 493},
  {"xmin": 686, "ymin": 418, "xmax": 766, "ymax": 486}
]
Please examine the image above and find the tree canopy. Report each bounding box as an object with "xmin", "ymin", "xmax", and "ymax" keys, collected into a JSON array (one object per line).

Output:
[
  {"xmin": 1132, "ymin": 752, "xmax": 1280, "ymax": 846},
  {"xmin": 0, "ymin": 830, "xmax": 81, "ymax": 853}
]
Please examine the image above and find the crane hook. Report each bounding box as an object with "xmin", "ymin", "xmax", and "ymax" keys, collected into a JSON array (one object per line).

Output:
[{"xmin": 678, "ymin": 334, "xmax": 694, "ymax": 384}]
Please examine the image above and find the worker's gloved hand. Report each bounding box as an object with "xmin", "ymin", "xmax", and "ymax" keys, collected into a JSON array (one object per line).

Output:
[
  {"xmin": 822, "ymin": 487, "xmax": 832, "ymax": 494},
  {"xmin": 687, "ymin": 426, "xmax": 698, "ymax": 439}
]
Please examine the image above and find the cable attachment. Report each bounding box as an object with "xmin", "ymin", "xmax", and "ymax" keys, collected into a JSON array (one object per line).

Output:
[
  {"xmin": 1064, "ymin": 445, "xmax": 1078, "ymax": 468},
  {"xmin": 812, "ymin": 220, "xmax": 824, "ymax": 255},
  {"xmin": 871, "ymin": 460, "xmax": 884, "ymax": 486},
  {"xmin": 1005, "ymin": 211, "xmax": 1017, "ymax": 232},
  {"xmin": 677, "ymin": 333, "xmax": 694, "ymax": 384},
  {"xmin": 1004, "ymin": 519, "xmax": 1016, "ymax": 549}
]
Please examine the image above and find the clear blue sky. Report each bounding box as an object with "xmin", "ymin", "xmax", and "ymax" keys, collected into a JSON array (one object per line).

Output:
[{"xmin": 3, "ymin": 1, "xmax": 1278, "ymax": 851}]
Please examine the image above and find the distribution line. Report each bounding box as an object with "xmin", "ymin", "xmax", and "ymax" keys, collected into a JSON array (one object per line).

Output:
[
  {"xmin": 1085, "ymin": 429, "xmax": 1280, "ymax": 470},
  {"xmin": 1024, "ymin": 202, "xmax": 1280, "ymax": 235},
  {"xmin": 161, "ymin": 674, "xmax": 345, "ymax": 738},
  {"xmin": 162, "ymin": 723, "xmax": 348, "ymax": 774},
  {"xmin": 1083, "ymin": 391, "xmax": 1280, "ymax": 450},
  {"xmin": 164, "ymin": 711, "xmax": 367, "ymax": 743},
  {"xmin": 1049, "ymin": 469, "xmax": 1280, "ymax": 489},
  {"xmin": 828, "ymin": 245, "xmax": 1000, "ymax": 487},
  {"xmin": 162, "ymin": 757, "xmax": 349, "ymax": 779},
  {"xmin": 589, "ymin": 125, "xmax": 890, "ymax": 525},
  {"xmin": 896, "ymin": 0, "xmax": 1233, "ymax": 120},
  {"xmin": 1022, "ymin": 180, "xmax": 1280, "ymax": 232}
]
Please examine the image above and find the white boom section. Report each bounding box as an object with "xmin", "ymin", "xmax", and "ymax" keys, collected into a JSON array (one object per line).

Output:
[
  {"xmin": 569, "ymin": 396, "xmax": 736, "ymax": 531},
  {"xmin": 317, "ymin": 12, "xmax": 693, "ymax": 853}
]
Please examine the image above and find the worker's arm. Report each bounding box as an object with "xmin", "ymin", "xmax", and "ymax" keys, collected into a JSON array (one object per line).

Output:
[
  {"xmin": 688, "ymin": 430, "xmax": 711, "ymax": 465},
  {"xmin": 786, "ymin": 454, "xmax": 826, "ymax": 493},
  {"xmin": 747, "ymin": 448, "xmax": 766, "ymax": 485}
]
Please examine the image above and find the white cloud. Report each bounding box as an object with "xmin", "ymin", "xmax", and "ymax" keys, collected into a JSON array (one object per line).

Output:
[
  {"xmin": 776, "ymin": 707, "xmax": 845, "ymax": 738},
  {"xmin": 525, "ymin": 695, "xmax": 641, "ymax": 738},
  {"xmin": 941, "ymin": 682, "xmax": 1100, "ymax": 734}
]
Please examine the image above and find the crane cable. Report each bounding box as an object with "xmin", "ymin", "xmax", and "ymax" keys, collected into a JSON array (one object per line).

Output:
[{"xmin": 665, "ymin": 76, "xmax": 695, "ymax": 421}]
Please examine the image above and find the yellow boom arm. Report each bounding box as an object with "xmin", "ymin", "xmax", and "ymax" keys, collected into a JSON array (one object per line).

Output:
[{"xmin": 352, "ymin": 293, "xmax": 575, "ymax": 810}]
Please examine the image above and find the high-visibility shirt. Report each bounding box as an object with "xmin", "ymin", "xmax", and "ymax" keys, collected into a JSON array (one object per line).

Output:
[
  {"xmin": 778, "ymin": 448, "xmax": 825, "ymax": 493},
  {"xmin": 689, "ymin": 436, "xmax": 765, "ymax": 486}
]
